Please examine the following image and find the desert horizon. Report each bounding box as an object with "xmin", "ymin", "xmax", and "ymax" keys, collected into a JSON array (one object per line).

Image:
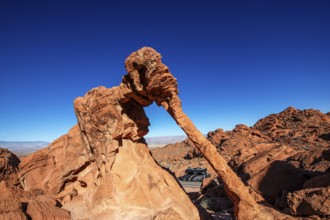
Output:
[
  {"xmin": 2, "ymin": 105, "xmax": 329, "ymax": 153},
  {"xmin": 2, "ymin": 103, "xmax": 329, "ymax": 219}
]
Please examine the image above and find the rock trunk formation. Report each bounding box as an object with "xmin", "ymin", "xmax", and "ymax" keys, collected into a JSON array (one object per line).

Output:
[
  {"xmin": 124, "ymin": 47, "xmax": 292, "ymax": 219},
  {"xmin": 150, "ymin": 106, "xmax": 330, "ymax": 219},
  {"xmin": 165, "ymin": 96, "xmax": 269, "ymax": 219}
]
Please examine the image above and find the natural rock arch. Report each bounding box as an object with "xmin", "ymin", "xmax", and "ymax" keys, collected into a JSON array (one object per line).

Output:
[
  {"xmin": 18, "ymin": 47, "xmax": 294, "ymax": 219},
  {"xmin": 123, "ymin": 47, "xmax": 293, "ymax": 219}
]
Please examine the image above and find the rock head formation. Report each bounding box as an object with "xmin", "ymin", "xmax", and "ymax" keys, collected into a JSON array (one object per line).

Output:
[
  {"xmin": 1, "ymin": 47, "xmax": 329, "ymax": 219},
  {"xmin": 17, "ymin": 47, "xmax": 202, "ymax": 219}
]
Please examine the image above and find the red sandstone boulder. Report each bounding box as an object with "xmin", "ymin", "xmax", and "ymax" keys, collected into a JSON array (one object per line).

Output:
[
  {"xmin": 19, "ymin": 125, "xmax": 90, "ymax": 196},
  {"xmin": 210, "ymin": 107, "xmax": 330, "ymax": 217},
  {"xmin": 253, "ymin": 107, "xmax": 330, "ymax": 151},
  {"xmin": 303, "ymin": 173, "xmax": 330, "ymax": 189},
  {"xmin": 1, "ymin": 147, "xmax": 71, "ymax": 219},
  {"xmin": 0, "ymin": 182, "xmax": 26, "ymax": 220},
  {"xmin": 287, "ymin": 187, "xmax": 330, "ymax": 216},
  {"xmin": 18, "ymin": 85, "xmax": 200, "ymax": 220},
  {"xmin": 24, "ymin": 195, "xmax": 71, "ymax": 220},
  {"xmin": 207, "ymin": 128, "xmax": 229, "ymax": 146},
  {"xmin": 0, "ymin": 148, "xmax": 20, "ymax": 185},
  {"xmin": 157, "ymin": 106, "xmax": 329, "ymax": 218}
]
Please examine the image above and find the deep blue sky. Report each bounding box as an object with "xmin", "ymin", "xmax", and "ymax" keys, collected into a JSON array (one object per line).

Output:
[{"xmin": 1, "ymin": 1, "xmax": 329, "ymax": 141}]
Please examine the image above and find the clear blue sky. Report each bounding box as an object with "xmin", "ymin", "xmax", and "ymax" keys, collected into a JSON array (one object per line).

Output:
[{"xmin": 1, "ymin": 1, "xmax": 329, "ymax": 141}]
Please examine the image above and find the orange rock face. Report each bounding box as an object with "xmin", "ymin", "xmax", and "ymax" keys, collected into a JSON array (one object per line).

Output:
[
  {"xmin": 287, "ymin": 187, "xmax": 330, "ymax": 216},
  {"xmin": 125, "ymin": 47, "xmax": 287, "ymax": 220},
  {"xmin": 16, "ymin": 47, "xmax": 277, "ymax": 219},
  {"xmin": 0, "ymin": 147, "xmax": 70, "ymax": 220},
  {"xmin": 152, "ymin": 106, "xmax": 330, "ymax": 219},
  {"xmin": 17, "ymin": 62, "xmax": 200, "ymax": 219},
  {"xmin": 0, "ymin": 181, "xmax": 27, "ymax": 220},
  {"xmin": 208, "ymin": 107, "xmax": 330, "ymax": 217},
  {"xmin": 0, "ymin": 148, "xmax": 21, "ymax": 189}
]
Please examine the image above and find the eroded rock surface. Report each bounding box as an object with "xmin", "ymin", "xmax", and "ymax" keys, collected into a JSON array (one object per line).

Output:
[
  {"xmin": 18, "ymin": 54, "xmax": 200, "ymax": 219},
  {"xmin": 152, "ymin": 106, "xmax": 330, "ymax": 219},
  {"xmin": 0, "ymin": 181, "xmax": 26, "ymax": 220},
  {"xmin": 287, "ymin": 187, "xmax": 330, "ymax": 217},
  {"xmin": 5, "ymin": 47, "xmax": 329, "ymax": 219},
  {"xmin": 253, "ymin": 107, "xmax": 330, "ymax": 150},
  {"xmin": 208, "ymin": 107, "xmax": 330, "ymax": 218},
  {"xmin": 0, "ymin": 148, "xmax": 20, "ymax": 184},
  {"xmin": 0, "ymin": 147, "xmax": 70, "ymax": 220},
  {"xmin": 125, "ymin": 47, "xmax": 290, "ymax": 220}
]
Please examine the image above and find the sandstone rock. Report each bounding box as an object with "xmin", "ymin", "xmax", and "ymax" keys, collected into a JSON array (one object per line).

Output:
[
  {"xmin": 125, "ymin": 47, "xmax": 284, "ymax": 220},
  {"xmin": 253, "ymin": 106, "xmax": 330, "ymax": 151},
  {"xmin": 25, "ymin": 195, "xmax": 71, "ymax": 220},
  {"xmin": 0, "ymin": 148, "xmax": 26, "ymax": 220},
  {"xmin": 199, "ymin": 179, "xmax": 233, "ymax": 213},
  {"xmin": 207, "ymin": 128, "xmax": 229, "ymax": 146},
  {"xmin": 289, "ymin": 147, "xmax": 330, "ymax": 172},
  {"xmin": 0, "ymin": 182, "xmax": 26, "ymax": 220},
  {"xmin": 87, "ymin": 140, "xmax": 197, "ymax": 220},
  {"xmin": 252, "ymin": 106, "xmax": 330, "ymax": 176},
  {"xmin": 151, "ymin": 140, "xmax": 198, "ymax": 162},
  {"xmin": 215, "ymin": 125, "xmax": 296, "ymax": 176},
  {"xmin": 151, "ymin": 104, "xmax": 330, "ymax": 219},
  {"xmin": 247, "ymin": 160, "xmax": 306, "ymax": 204},
  {"xmin": 1, "ymin": 147, "xmax": 71, "ymax": 220},
  {"xmin": 287, "ymin": 187, "xmax": 330, "ymax": 216},
  {"xmin": 19, "ymin": 125, "xmax": 91, "ymax": 196},
  {"xmin": 18, "ymin": 57, "xmax": 200, "ymax": 219},
  {"xmin": 208, "ymin": 108, "xmax": 330, "ymax": 214},
  {"xmin": 0, "ymin": 148, "xmax": 20, "ymax": 184},
  {"xmin": 150, "ymin": 138, "xmax": 207, "ymax": 179},
  {"xmin": 303, "ymin": 173, "xmax": 330, "ymax": 189},
  {"xmin": 0, "ymin": 183, "xmax": 71, "ymax": 220}
]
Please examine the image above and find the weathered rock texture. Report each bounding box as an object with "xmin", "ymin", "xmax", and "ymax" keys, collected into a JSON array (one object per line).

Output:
[
  {"xmin": 5, "ymin": 47, "xmax": 328, "ymax": 219},
  {"xmin": 124, "ymin": 47, "xmax": 291, "ymax": 219},
  {"xmin": 0, "ymin": 181, "xmax": 27, "ymax": 220},
  {"xmin": 253, "ymin": 107, "xmax": 330, "ymax": 151},
  {"xmin": 150, "ymin": 140, "xmax": 210, "ymax": 180},
  {"xmin": 152, "ymin": 106, "xmax": 330, "ymax": 219},
  {"xmin": 207, "ymin": 107, "xmax": 330, "ymax": 218},
  {"xmin": 0, "ymin": 148, "xmax": 20, "ymax": 184},
  {"xmin": 287, "ymin": 187, "xmax": 330, "ymax": 216},
  {"xmin": 0, "ymin": 147, "xmax": 70, "ymax": 220},
  {"xmin": 17, "ymin": 48, "xmax": 201, "ymax": 219}
]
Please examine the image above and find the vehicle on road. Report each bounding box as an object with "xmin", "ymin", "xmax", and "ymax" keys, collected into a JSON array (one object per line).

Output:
[{"xmin": 178, "ymin": 167, "xmax": 210, "ymax": 182}]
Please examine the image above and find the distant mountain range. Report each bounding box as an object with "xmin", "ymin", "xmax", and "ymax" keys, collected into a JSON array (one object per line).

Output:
[
  {"xmin": 145, "ymin": 135, "xmax": 187, "ymax": 147},
  {"xmin": 0, "ymin": 136, "xmax": 187, "ymax": 156},
  {"xmin": 0, "ymin": 141, "xmax": 50, "ymax": 156}
]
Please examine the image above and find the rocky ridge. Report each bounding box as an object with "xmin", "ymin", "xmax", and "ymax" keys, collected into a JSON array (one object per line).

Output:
[{"xmin": 152, "ymin": 106, "xmax": 330, "ymax": 219}]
